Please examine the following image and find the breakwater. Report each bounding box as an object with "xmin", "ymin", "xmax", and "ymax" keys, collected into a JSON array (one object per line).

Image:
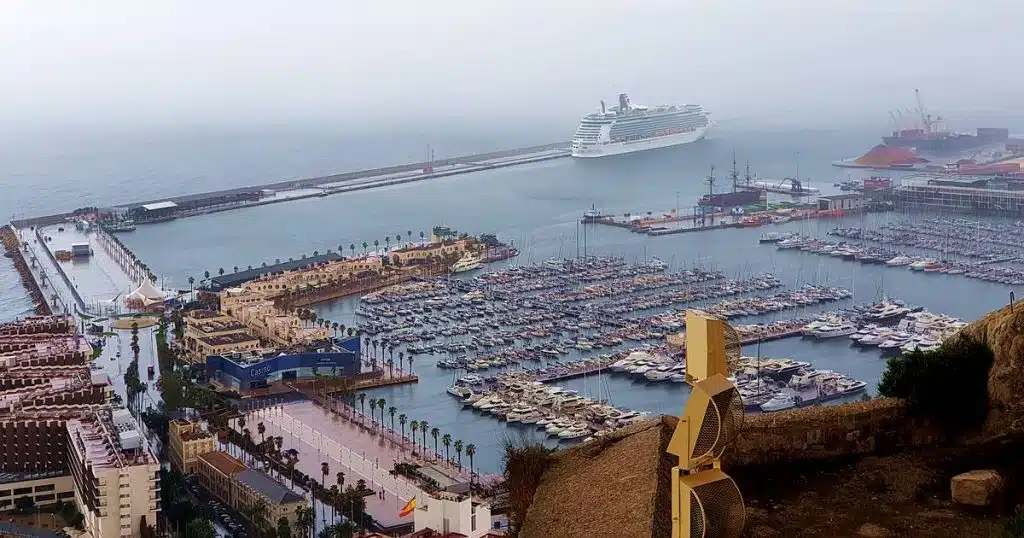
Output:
[
  {"xmin": 10, "ymin": 142, "xmax": 569, "ymax": 229},
  {"xmin": 0, "ymin": 226, "xmax": 51, "ymax": 315}
]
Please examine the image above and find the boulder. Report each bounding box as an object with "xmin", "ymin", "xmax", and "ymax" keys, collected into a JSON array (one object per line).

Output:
[
  {"xmin": 857, "ymin": 523, "xmax": 891, "ymax": 537},
  {"xmin": 951, "ymin": 470, "xmax": 1003, "ymax": 506}
]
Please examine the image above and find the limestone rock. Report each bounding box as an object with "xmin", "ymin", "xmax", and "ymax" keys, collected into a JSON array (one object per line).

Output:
[
  {"xmin": 959, "ymin": 302, "xmax": 1024, "ymax": 435},
  {"xmin": 951, "ymin": 469, "xmax": 1003, "ymax": 506},
  {"xmin": 857, "ymin": 523, "xmax": 891, "ymax": 537}
]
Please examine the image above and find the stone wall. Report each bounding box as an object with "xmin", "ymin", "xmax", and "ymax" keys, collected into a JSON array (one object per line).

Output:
[{"xmin": 726, "ymin": 398, "xmax": 945, "ymax": 467}]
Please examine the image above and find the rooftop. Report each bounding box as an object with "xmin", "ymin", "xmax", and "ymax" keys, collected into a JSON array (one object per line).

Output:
[
  {"xmin": 207, "ymin": 252, "xmax": 346, "ymax": 290},
  {"xmin": 200, "ymin": 332, "xmax": 260, "ymax": 347},
  {"xmin": 820, "ymin": 193, "xmax": 867, "ymax": 201},
  {"xmin": 140, "ymin": 201, "xmax": 178, "ymax": 211},
  {"xmin": 199, "ymin": 450, "xmax": 246, "ymax": 477},
  {"xmin": 236, "ymin": 468, "xmax": 304, "ymax": 504},
  {"xmin": 193, "ymin": 319, "xmax": 248, "ymax": 334}
]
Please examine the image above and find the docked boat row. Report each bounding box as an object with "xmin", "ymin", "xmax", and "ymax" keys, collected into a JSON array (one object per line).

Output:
[
  {"xmin": 827, "ymin": 226, "xmax": 1021, "ymax": 262},
  {"xmin": 731, "ymin": 356, "xmax": 868, "ymax": 412},
  {"xmin": 773, "ymin": 234, "xmax": 1024, "ymax": 285},
  {"xmin": 848, "ymin": 310, "xmax": 966, "ymax": 355},
  {"xmin": 447, "ymin": 374, "xmax": 648, "ymax": 442}
]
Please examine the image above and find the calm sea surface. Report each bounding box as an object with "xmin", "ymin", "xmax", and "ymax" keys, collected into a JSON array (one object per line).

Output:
[{"xmin": 2, "ymin": 124, "xmax": 1015, "ymax": 472}]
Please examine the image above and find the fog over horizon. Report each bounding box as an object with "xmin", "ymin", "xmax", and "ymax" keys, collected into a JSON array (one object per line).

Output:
[{"xmin": 3, "ymin": 0, "xmax": 1024, "ymax": 133}]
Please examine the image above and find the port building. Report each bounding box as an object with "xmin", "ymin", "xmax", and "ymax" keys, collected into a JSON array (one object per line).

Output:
[
  {"xmin": 205, "ymin": 336, "xmax": 361, "ymax": 390},
  {"xmin": 818, "ymin": 194, "xmax": 868, "ymax": 213},
  {"xmin": 895, "ymin": 174, "xmax": 1024, "ymax": 215},
  {"xmin": 168, "ymin": 419, "xmax": 216, "ymax": 474},
  {"xmin": 195, "ymin": 447, "xmax": 304, "ymax": 528}
]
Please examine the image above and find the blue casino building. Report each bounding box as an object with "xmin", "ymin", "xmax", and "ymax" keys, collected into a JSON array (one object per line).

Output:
[{"xmin": 206, "ymin": 336, "xmax": 361, "ymax": 390}]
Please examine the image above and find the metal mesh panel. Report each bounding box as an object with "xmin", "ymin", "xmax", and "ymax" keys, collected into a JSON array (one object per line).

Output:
[
  {"xmin": 693, "ymin": 477, "xmax": 745, "ymax": 538},
  {"xmin": 689, "ymin": 490, "xmax": 705, "ymax": 538},
  {"xmin": 723, "ymin": 322, "xmax": 742, "ymax": 374},
  {"xmin": 710, "ymin": 387, "xmax": 744, "ymax": 454},
  {"xmin": 692, "ymin": 397, "xmax": 721, "ymax": 459}
]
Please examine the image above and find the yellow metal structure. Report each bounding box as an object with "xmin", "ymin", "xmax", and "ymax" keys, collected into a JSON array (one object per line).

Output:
[
  {"xmin": 685, "ymin": 310, "xmax": 728, "ymax": 384},
  {"xmin": 670, "ymin": 311, "xmax": 745, "ymax": 538}
]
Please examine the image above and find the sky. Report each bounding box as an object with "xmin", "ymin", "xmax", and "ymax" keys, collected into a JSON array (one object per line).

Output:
[{"xmin": 2, "ymin": 0, "xmax": 1023, "ymax": 131}]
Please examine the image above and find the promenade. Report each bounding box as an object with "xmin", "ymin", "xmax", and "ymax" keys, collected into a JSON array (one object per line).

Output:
[{"xmin": 232, "ymin": 399, "xmax": 475, "ymax": 531}]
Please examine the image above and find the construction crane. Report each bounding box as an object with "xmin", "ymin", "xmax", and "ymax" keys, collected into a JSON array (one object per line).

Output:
[{"xmin": 914, "ymin": 88, "xmax": 942, "ymax": 134}]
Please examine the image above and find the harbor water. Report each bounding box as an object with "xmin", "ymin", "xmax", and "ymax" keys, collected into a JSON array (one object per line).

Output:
[{"xmin": 2, "ymin": 125, "xmax": 1018, "ymax": 473}]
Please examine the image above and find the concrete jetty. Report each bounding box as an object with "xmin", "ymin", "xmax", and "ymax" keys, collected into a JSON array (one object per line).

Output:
[{"xmin": 11, "ymin": 142, "xmax": 570, "ymax": 229}]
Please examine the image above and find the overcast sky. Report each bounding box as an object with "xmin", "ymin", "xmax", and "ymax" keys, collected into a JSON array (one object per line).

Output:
[{"xmin": 2, "ymin": 0, "xmax": 1022, "ymax": 130}]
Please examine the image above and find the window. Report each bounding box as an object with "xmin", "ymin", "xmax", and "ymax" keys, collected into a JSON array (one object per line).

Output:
[
  {"xmin": 0, "ymin": 490, "xmax": 9, "ymax": 497},
  {"xmin": 120, "ymin": 524, "xmax": 131, "ymax": 529},
  {"xmin": 13, "ymin": 487, "xmax": 31, "ymax": 495},
  {"xmin": 120, "ymin": 493, "xmax": 130, "ymax": 499},
  {"xmin": 58, "ymin": 491, "xmax": 75, "ymax": 499},
  {"xmin": 35, "ymin": 494, "xmax": 55, "ymax": 502},
  {"xmin": 35, "ymin": 484, "xmax": 55, "ymax": 492}
]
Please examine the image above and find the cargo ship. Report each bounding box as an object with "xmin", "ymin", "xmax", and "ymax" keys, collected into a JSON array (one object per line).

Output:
[{"xmin": 881, "ymin": 90, "xmax": 1007, "ymax": 153}]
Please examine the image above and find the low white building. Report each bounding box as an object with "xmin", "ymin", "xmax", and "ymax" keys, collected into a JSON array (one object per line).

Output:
[{"xmin": 414, "ymin": 491, "xmax": 492, "ymax": 538}]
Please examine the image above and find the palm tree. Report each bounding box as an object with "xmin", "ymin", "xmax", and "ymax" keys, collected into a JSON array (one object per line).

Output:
[
  {"xmin": 187, "ymin": 276, "xmax": 195, "ymax": 294},
  {"xmin": 237, "ymin": 416, "xmax": 246, "ymax": 454},
  {"xmin": 420, "ymin": 231, "xmax": 425, "ymax": 242},
  {"xmin": 419, "ymin": 421, "xmax": 429, "ymax": 455},
  {"xmin": 218, "ymin": 267, "xmax": 225, "ymax": 276},
  {"xmin": 274, "ymin": 436, "xmax": 284, "ymax": 478},
  {"xmin": 257, "ymin": 422, "xmax": 267, "ymax": 468},
  {"xmin": 349, "ymin": 244, "xmax": 355, "ymax": 258},
  {"xmin": 407, "ymin": 230, "xmax": 413, "ymax": 245},
  {"xmin": 361, "ymin": 241, "xmax": 368, "ymax": 254},
  {"xmin": 384, "ymin": 236, "xmax": 390, "ymax": 252},
  {"xmin": 285, "ymin": 450, "xmax": 299, "ymax": 487},
  {"xmin": 328, "ymin": 484, "xmax": 339, "ymax": 523},
  {"xmin": 397, "ymin": 351, "xmax": 405, "ymax": 374},
  {"xmin": 331, "ymin": 322, "xmax": 338, "ymax": 336},
  {"xmin": 242, "ymin": 428, "xmax": 253, "ymax": 465},
  {"xmin": 233, "ymin": 265, "xmax": 239, "ymax": 273},
  {"xmin": 368, "ymin": 399, "xmax": 377, "ymax": 428},
  {"xmin": 295, "ymin": 504, "xmax": 314, "ymax": 538},
  {"xmin": 410, "ymin": 421, "xmax": 419, "ymax": 453},
  {"xmin": 338, "ymin": 323, "xmax": 346, "ymax": 338},
  {"xmin": 386, "ymin": 358, "xmax": 395, "ymax": 378},
  {"xmin": 377, "ymin": 398, "xmax": 386, "ymax": 427},
  {"xmin": 358, "ymin": 393, "xmax": 366, "ymax": 420},
  {"xmin": 373, "ymin": 239, "xmax": 379, "ymax": 252},
  {"xmin": 204, "ymin": 270, "xmax": 211, "ymax": 281},
  {"xmin": 407, "ymin": 355, "xmax": 414, "ymax": 373},
  {"xmin": 442, "ymin": 433, "xmax": 452, "ymax": 463},
  {"xmin": 466, "ymin": 444, "xmax": 477, "ymax": 485},
  {"xmin": 398, "ymin": 414, "xmax": 407, "ymax": 442},
  {"xmin": 370, "ymin": 341, "xmax": 378, "ymax": 367},
  {"xmin": 336, "ymin": 471, "xmax": 345, "ymax": 491},
  {"xmin": 431, "ymin": 428, "xmax": 440, "ymax": 461},
  {"xmin": 454, "ymin": 439, "xmax": 464, "ymax": 469},
  {"xmin": 320, "ymin": 462, "xmax": 330, "ymax": 526},
  {"xmin": 388, "ymin": 406, "xmax": 397, "ymax": 433}
]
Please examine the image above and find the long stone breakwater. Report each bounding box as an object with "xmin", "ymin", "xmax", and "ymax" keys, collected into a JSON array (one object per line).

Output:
[{"xmin": 0, "ymin": 226, "xmax": 52, "ymax": 315}]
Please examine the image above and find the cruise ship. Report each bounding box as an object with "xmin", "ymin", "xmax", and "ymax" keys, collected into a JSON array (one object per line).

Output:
[{"xmin": 571, "ymin": 93, "xmax": 710, "ymax": 158}]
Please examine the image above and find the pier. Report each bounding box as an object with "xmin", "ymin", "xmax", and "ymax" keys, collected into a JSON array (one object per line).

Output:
[{"xmin": 10, "ymin": 142, "xmax": 571, "ymax": 229}]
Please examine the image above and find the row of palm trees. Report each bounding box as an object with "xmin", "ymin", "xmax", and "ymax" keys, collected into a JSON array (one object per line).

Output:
[
  {"xmin": 230, "ymin": 416, "xmax": 367, "ymax": 536},
  {"xmin": 361, "ymin": 337, "xmax": 415, "ymax": 376},
  {"xmin": 351, "ymin": 393, "xmax": 477, "ymax": 480}
]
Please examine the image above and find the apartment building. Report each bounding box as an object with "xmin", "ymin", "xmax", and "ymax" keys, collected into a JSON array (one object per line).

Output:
[
  {"xmin": 196, "ymin": 451, "xmax": 304, "ymax": 528},
  {"xmin": 168, "ymin": 419, "xmax": 216, "ymax": 474}
]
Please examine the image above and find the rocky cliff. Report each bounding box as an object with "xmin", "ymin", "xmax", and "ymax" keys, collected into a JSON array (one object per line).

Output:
[{"xmin": 959, "ymin": 301, "xmax": 1024, "ymax": 436}]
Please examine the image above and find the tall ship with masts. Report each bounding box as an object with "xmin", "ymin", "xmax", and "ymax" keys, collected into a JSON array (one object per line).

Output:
[{"xmin": 571, "ymin": 93, "xmax": 710, "ymax": 158}]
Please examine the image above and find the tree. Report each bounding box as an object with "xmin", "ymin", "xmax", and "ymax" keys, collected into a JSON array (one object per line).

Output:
[
  {"xmin": 442, "ymin": 433, "xmax": 452, "ymax": 463},
  {"xmin": 218, "ymin": 268, "xmax": 225, "ymax": 276},
  {"xmin": 398, "ymin": 414, "xmax": 408, "ymax": 442},
  {"xmin": 466, "ymin": 443, "xmax": 476, "ymax": 484},
  {"xmin": 420, "ymin": 420, "xmax": 430, "ymax": 454},
  {"xmin": 410, "ymin": 421, "xmax": 419, "ymax": 453},
  {"xmin": 331, "ymin": 322, "xmax": 338, "ymax": 336},
  {"xmin": 420, "ymin": 230, "xmax": 425, "ymax": 241},
  {"xmin": 454, "ymin": 439, "xmax": 464, "ymax": 468},
  {"xmin": 277, "ymin": 517, "xmax": 292, "ymax": 538},
  {"xmin": 358, "ymin": 393, "xmax": 367, "ymax": 420},
  {"xmin": 321, "ymin": 461, "xmax": 330, "ymax": 526},
  {"xmin": 361, "ymin": 241, "xmax": 368, "ymax": 254},
  {"xmin": 204, "ymin": 270, "xmax": 210, "ymax": 281},
  {"xmin": 328, "ymin": 484, "xmax": 339, "ymax": 523},
  {"xmin": 243, "ymin": 428, "xmax": 253, "ymax": 466},
  {"xmin": 185, "ymin": 518, "xmax": 215, "ymax": 538},
  {"xmin": 233, "ymin": 265, "xmax": 239, "ymax": 273},
  {"xmin": 373, "ymin": 239, "xmax": 379, "ymax": 252},
  {"xmin": 295, "ymin": 504, "xmax": 314, "ymax": 538},
  {"xmin": 431, "ymin": 427, "xmax": 441, "ymax": 461},
  {"xmin": 377, "ymin": 398, "xmax": 386, "ymax": 428},
  {"xmin": 407, "ymin": 354, "xmax": 414, "ymax": 373},
  {"xmin": 285, "ymin": 449, "xmax": 298, "ymax": 487},
  {"xmin": 187, "ymin": 276, "xmax": 195, "ymax": 294},
  {"xmin": 368, "ymin": 399, "xmax": 377, "ymax": 428},
  {"xmin": 388, "ymin": 406, "xmax": 397, "ymax": 433},
  {"xmin": 258, "ymin": 422, "xmax": 267, "ymax": 467}
]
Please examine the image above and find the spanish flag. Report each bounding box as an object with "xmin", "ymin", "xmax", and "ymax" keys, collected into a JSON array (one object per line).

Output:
[{"xmin": 399, "ymin": 497, "xmax": 416, "ymax": 518}]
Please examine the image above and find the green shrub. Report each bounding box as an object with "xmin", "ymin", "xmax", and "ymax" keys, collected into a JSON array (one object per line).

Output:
[
  {"xmin": 878, "ymin": 335, "xmax": 994, "ymax": 431},
  {"xmin": 1002, "ymin": 505, "xmax": 1024, "ymax": 538}
]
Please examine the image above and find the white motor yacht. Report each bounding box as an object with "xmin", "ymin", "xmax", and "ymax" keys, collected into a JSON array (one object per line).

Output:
[
  {"xmin": 760, "ymin": 393, "xmax": 797, "ymax": 412},
  {"xmin": 809, "ymin": 323, "xmax": 857, "ymax": 339}
]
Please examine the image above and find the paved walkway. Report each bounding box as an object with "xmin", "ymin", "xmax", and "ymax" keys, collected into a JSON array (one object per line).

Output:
[{"xmin": 233, "ymin": 401, "xmax": 423, "ymax": 529}]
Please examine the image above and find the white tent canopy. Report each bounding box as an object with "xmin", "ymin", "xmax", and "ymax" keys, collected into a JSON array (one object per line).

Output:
[{"xmin": 127, "ymin": 280, "xmax": 167, "ymax": 304}]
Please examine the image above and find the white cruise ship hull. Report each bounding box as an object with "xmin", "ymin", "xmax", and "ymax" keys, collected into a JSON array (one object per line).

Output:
[{"xmin": 572, "ymin": 126, "xmax": 708, "ymax": 158}]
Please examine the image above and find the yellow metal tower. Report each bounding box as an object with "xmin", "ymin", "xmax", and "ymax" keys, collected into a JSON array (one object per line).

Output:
[{"xmin": 667, "ymin": 310, "xmax": 745, "ymax": 538}]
